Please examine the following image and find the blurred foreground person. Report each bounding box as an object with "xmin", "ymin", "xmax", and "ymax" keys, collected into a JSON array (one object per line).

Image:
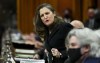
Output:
[
  {"xmin": 65, "ymin": 28, "xmax": 100, "ymax": 63},
  {"xmin": 22, "ymin": 32, "xmax": 43, "ymax": 48}
]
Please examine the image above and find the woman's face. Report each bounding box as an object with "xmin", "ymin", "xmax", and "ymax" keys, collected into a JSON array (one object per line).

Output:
[
  {"xmin": 68, "ymin": 36, "xmax": 80, "ymax": 48},
  {"xmin": 68, "ymin": 36, "xmax": 89, "ymax": 55},
  {"xmin": 39, "ymin": 7, "xmax": 55, "ymax": 26},
  {"xmin": 68, "ymin": 36, "xmax": 82, "ymax": 62}
]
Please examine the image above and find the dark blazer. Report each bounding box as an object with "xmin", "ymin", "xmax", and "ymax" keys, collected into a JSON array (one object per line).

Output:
[
  {"xmin": 44, "ymin": 22, "xmax": 73, "ymax": 63},
  {"xmin": 84, "ymin": 18, "xmax": 100, "ymax": 30},
  {"xmin": 83, "ymin": 57, "xmax": 100, "ymax": 63},
  {"xmin": 64, "ymin": 56, "xmax": 100, "ymax": 63}
]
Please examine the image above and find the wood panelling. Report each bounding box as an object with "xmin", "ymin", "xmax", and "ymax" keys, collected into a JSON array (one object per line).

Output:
[
  {"xmin": 58, "ymin": 0, "xmax": 73, "ymax": 16},
  {"xmin": 82, "ymin": 0, "xmax": 93, "ymax": 22},
  {"xmin": 98, "ymin": 0, "xmax": 100, "ymax": 8},
  {"xmin": 17, "ymin": 0, "xmax": 34, "ymax": 34},
  {"xmin": 58, "ymin": 0, "xmax": 81, "ymax": 20},
  {"xmin": 17, "ymin": 0, "xmax": 95, "ymax": 33},
  {"xmin": 72, "ymin": 0, "xmax": 81, "ymax": 20},
  {"xmin": 17, "ymin": 0, "xmax": 58, "ymax": 34}
]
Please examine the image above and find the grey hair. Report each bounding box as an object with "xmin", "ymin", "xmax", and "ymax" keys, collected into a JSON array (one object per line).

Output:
[
  {"xmin": 94, "ymin": 29, "xmax": 100, "ymax": 39},
  {"xmin": 65, "ymin": 28, "xmax": 100, "ymax": 57},
  {"xmin": 93, "ymin": 29, "xmax": 100, "ymax": 57}
]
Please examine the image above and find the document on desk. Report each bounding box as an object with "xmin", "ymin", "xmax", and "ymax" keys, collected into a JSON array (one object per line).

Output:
[{"xmin": 20, "ymin": 59, "xmax": 45, "ymax": 63}]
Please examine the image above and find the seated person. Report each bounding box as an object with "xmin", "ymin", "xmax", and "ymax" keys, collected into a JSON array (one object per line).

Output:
[
  {"xmin": 22, "ymin": 32, "xmax": 43, "ymax": 49},
  {"xmin": 65, "ymin": 28, "xmax": 100, "ymax": 63},
  {"xmin": 63, "ymin": 8, "xmax": 73, "ymax": 23}
]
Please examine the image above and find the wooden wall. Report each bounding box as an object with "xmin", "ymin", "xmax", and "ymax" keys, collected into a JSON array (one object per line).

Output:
[
  {"xmin": 17, "ymin": 0, "xmax": 34, "ymax": 34},
  {"xmin": 98, "ymin": 0, "xmax": 100, "ymax": 8},
  {"xmin": 17, "ymin": 0, "xmax": 96, "ymax": 34},
  {"xmin": 82, "ymin": 0, "xmax": 93, "ymax": 22}
]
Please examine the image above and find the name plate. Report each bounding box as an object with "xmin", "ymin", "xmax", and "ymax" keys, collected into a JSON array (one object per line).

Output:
[{"xmin": 20, "ymin": 59, "xmax": 45, "ymax": 63}]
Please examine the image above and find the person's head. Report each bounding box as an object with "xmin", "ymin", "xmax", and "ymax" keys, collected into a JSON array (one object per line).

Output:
[
  {"xmin": 65, "ymin": 28, "xmax": 100, "ymax": 62},
  {"xmin": 70, "ymin": 20, "xmax": 84, "ymax": 29},
  {"xmin": 35, "ymin": 3, "xmax": 63, "ymax": 37},
  {"xmin": 63, "ymin": 8, "xmax": 72, "ymax": 19},
  {"xmin": 87, "ymin": 7, "xmax": 95, "ymax": 18},
  {"xmin": 35, "ymin": 3, "xmax": 57, "ymax": 27}
]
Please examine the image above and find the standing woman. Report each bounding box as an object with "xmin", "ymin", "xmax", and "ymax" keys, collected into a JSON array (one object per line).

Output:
[{"xmin": 34, "ymin": 3, "xmax": 73, "ymax": 63}]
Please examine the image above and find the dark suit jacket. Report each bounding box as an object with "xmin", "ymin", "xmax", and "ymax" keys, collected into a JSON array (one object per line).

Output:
[
  {"xmin": 83, "ymin": 57, "xmax": 100, "ymax": 63},
  {"xmin": 44, "ymin": 22, "xmax": 73, "ymax": 63},
  {"xmin": 84, "ymin": 18, "xmax": 100, "ymax": 30}
]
